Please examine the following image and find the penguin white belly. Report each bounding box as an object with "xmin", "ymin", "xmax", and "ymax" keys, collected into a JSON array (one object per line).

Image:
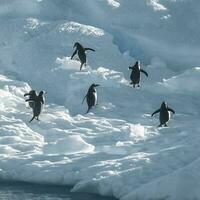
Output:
[
  {"xmin": 168, "ymin": 111, "xmax": 171, "ymax": 119},
  {"xmin": 94, "ymin": 92, "xmax": 97, "ymax": 105}
]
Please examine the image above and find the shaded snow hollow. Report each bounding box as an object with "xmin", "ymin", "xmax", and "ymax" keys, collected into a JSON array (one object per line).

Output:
[{"xmin": 0, "ymin": 1, "xmax": 200, "ymax": 200}]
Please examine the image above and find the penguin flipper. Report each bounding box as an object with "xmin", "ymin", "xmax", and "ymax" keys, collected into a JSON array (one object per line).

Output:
[
  {"xmin": 167, "ymin": 107, "xmax": 175, "ymax": 114},
  {"xmin": 151, "ymin": 109, "xmax": 160, "ymax": 117},
  {"xmin": 140, "ymin": 69, "xmax": 148, "ymax": 77},
  {"xmin": 71, "ymin": 49, "xmax": 77, "ymax": 59},
  {"xmin": 40, "ymin": 99, "xmax": 44, "ymax": 104},
  {"xmin": 82, "ymin": 95, "xmax": 87, "ymax": 104},
  {"xmin": 84, "ymin": 48, "xmax": 95, "ymax": 52},
  {"xmin": 25, "ymin": 99, "xmax": 35, "ymax": 102},
  {"xmin": 24, "ymin": 93, "xmax": 30, "ymax": 97},
  {"xmin": 86, "ymin": 107, "xmax": 91, "ymax": 114},
  {"xmin": 29, "ymin": 116, "xmax": 35, "ymax": 123}
]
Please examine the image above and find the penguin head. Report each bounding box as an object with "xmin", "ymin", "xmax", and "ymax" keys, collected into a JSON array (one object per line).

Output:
[
  {"xmin": 74, "ymin": 42, "xmax": 81, "ymax": 49},
  {"xmin": 38, "ymin": 90, "xmax": 46, "ymax": 97},
  {"xmin": 91, "ymin": 83, "xmax": 100, "ymax": 88},
  {"xmin": 129, "ymin": 60, "xmax": 140, "ymax": 70},
  {"xmin": 135, "ymin": 60, "xmax": 140, "ymax": 69},
  {"xmin": 161, "ymin": 101, "xmax": 167, "ymax": 108}
]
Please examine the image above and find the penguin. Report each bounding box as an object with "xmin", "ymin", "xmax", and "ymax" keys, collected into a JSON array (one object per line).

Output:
[
  {"xmin": 71, "ymin": 42, "xmax": 95, "ymax": 71},
  {"xmin": 24, "ymin": 90, "xmax": 37, "ymax": 109},
  {"xmin": 27, "ymin": 91, "xmax": 45, "ymax": 122},
  {"xmin": 151, "ymin": 102, "xmax": 175, "ymax": 127},
  {"xmin": 82, "ymin": 83, "xmax": 100, "ymax": 113},
  {"xmin": 128, "ymin": 61, "xmax": 148, "ymax": 87}
]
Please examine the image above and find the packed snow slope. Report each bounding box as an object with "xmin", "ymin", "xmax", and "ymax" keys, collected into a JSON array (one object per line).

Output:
[{"xmin": 0, "ymin": 1, "xmax": 200, "ymax": 200}]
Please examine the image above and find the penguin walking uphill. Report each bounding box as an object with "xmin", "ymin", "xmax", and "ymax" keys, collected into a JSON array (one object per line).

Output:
[
  {"xmin": 24, "ymin": 90, "xmax": 37, "ymax": 109},
  {"xmin": 129, "ymin": 61, "xmax": 148, "ymax": 87},
  {"xmin": 151, "ymin": 102, "xmax": 175, "ymax": 127},
  {"xmin": 26, "ymin": 91, "xmax": 46, "ymax": 122},
  {"xmin": 71, "ymin": 42, "xmax": 95, "ymax": 71},
  {"xmin": 82, "ymin": 83, "xmax": 100, "ymax": 113}
]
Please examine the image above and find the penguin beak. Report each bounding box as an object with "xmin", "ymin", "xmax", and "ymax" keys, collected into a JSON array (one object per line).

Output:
[{"xmin": 95, "ymin": 84, "xmax": 100, "ymax": 87}]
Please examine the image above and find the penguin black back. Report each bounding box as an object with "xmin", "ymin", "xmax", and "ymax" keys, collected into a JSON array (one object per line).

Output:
[
  {"xmin": 129, "ymin": 61, "xmax": 148, "ymax": 87},
  {"xmin": 24, "ymin": 90, "xmax": 37, "ymax": 109}
]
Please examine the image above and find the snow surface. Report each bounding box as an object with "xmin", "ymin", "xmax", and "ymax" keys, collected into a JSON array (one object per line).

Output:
[{"xmin": 0, "ymin": 0, "xmax": 200, "ymax": 200}]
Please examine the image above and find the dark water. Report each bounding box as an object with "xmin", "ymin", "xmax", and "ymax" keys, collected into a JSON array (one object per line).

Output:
[{"xmin": 0, "ymin": 181, "xmax": 116, "ymax": 200}]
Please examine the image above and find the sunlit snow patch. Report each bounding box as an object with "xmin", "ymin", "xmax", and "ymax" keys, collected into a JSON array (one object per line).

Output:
[
  {"xmin": 106, "ymin": 0, "xmax": 120, "ymax": 8},
  {"xmin": 162, "ymin": 67, "xmax": 200, "ymax": 94},
  {"xmin": 43, "ymin": 135, "xmax": 95, "ymax": 155},
  {"xmin": 147, "ymin": 0, "xmax": 167, "ymax": 11},
  {"xmin": 59, "ymin": 22, "xmax": 105, "ymax": 37}
]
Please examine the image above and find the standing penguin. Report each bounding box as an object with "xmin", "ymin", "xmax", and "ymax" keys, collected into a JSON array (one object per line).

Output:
[
  {"xmin": 82, "ymin": 83, "xmax": 100, "ymax": 113},
  {"xmin": 24, "ymin": 90, "xmax": 37, "ymax": 109},
  {"xmin": 71, "ymin": 42, "xmax": 95, "ymax": 71},
  {"xmin": 151, "ymin": 102, "xmax": 175, "ymax": 127},
  {"xmin": 129, "ymin": 61, "xmax": 148, "ymax": 87},
  {"xmin": 27, "ymin": 91, "xmax": 45, "ymax": 122}
]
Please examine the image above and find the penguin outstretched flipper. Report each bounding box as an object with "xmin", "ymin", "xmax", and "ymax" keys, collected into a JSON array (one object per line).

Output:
[
  {"xmin": 71, "ymin": 49, "xmax": 77, "ymax": 59},
  {"xmin": 82, "ymin": 95, "xmax": 87, "ymax": 104},
  {"xmin": 84, "ymin": 48, "xmax": 95, "ymax": 52},
  {"xmin": 25, "ymin": 99, "xmax": 34, "ymax": 102},
  {"xmin": 167, "ymin": 107, "xmax": 175, "ymax": 114},
  {"xmin": 151, "ymin": 109, "xmax": 160, "ymax": 117},
  {"xmin": 24, "ymin": 93, "xmax": 29, "ymax": 97},
  {"xmin": 140, "ymin": 69, "xmax": 148, "ymax": 77}
]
